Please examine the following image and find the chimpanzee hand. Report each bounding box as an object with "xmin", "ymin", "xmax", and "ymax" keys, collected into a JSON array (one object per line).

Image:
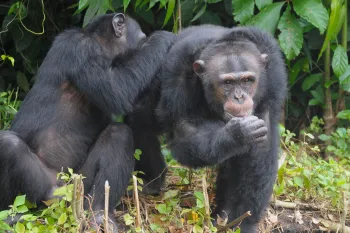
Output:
[{"xmin": 225, "ymin": 116, "xmax": 268, "ymax": 145}]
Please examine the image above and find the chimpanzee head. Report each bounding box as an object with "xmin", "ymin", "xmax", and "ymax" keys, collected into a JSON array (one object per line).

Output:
[
  {"xmin": 85, "ymin": 13, "xmax": 146, "ymax": 59},
  {"xmin": 193, "ymin": 40, "xmax": 268, "ymax": 120}
]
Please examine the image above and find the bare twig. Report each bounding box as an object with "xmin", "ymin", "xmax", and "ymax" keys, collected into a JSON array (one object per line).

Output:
[
  {"xmin": 320, "ymin": 219, "xmax": 350, "ymax": 233},
  {"xmin": 202, "ymin": 174, "xmax": 210, "ymax": 227},
  {"xmin": 133, "ymin": 175, "xmax": 142, "ymax": 227},
  {"xmin": 342, "ymin": 192, "xmax": 348, "ymax": 233},
  {"xmin": 104, "ymin": 181, "xmax": 110, "ymax": 233},
  {"xmin": 271, "ymin": 199, "xmax": 322, "ymax": 211},
  {"xmin": 217, "ymin": 211, "xmax": 252, "ymax": 232}
]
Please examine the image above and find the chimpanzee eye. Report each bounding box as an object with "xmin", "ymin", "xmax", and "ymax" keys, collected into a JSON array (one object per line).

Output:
[{"xmin": 224, "ymin": 80, "xmax": 233, "ymax": 85}]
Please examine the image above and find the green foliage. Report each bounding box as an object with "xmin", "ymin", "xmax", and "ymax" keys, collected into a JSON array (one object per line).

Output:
[
  {"xmin": 0, "ymin": 89, "xmax": 21, "ymax": 130},
  {"xmin": 319, "ymin": 127, "xmax": 350, "ymax": 158},
  {"xmin": 276, "ymin": 126, "xmax": 350, "ymax": 207},
  {"xmin": 0, "ymin": 170, "xmax": 82, "ymax": 233}
]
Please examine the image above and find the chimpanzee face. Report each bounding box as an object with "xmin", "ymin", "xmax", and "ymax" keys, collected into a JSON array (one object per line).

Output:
[{"xmin": 192, "ymin": 41, "xmax": 268, "ymax": 120}]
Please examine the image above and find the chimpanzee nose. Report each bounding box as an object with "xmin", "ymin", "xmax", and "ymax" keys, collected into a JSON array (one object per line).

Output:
[{"xmin": 234, "ymin": 90, "xmax": 243, "ymax": 99}]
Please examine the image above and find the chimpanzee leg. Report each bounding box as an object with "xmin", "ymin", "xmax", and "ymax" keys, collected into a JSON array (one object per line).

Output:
[
  {"xmin": 214, "ymin": 143, "xmax": 278, "ymax": 233},
  {"xmin": 0, "ymin": 131, "xmax": 57, "ymax": 210},
  {"xmin": 79, "ymin": 123, "xmax": 135, "ymax": 212},
  {"xmin": 132, "ymin": 128, "xmax": 167, "ymax": 195}
]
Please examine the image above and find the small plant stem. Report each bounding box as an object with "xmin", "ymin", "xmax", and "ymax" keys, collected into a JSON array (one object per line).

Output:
[
  {"xmin": 104, "ymin": 180, "xmax": 110, "ymax": 233},
  {"xmin": 133, "ymin": 175, "xmax": 142, "ymax": 227},
  {"xmin": 323, "ymin": 41, "xmax": 334, "ymax": 159},
  {"xmin": 342, "ymin": 191, "xmax": 348, "ymax": 233},
  {"xmin": 202, "ymin": 174, "xmax": 210, "ymax": 227},
  {"xmin": 336, "ymin": 0, "xmax": 348, "ymax": 114},
  {"xmin": 217, "ymin": 211, "xmax": 252, "ymax": 232}
]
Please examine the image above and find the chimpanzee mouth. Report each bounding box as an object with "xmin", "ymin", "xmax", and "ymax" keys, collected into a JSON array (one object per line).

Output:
[{"xmin": 224, "ymin": 110, "xmax": 253, "ymax": 122}]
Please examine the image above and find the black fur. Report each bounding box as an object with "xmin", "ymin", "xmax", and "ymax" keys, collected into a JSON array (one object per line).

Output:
[
  {"xmin": 156, "ymin": 25, "xmax": 287, "ymax": 232},
  {"xmin": 0, "ymin": 13, "xmax": 175, "ymax": 230}
]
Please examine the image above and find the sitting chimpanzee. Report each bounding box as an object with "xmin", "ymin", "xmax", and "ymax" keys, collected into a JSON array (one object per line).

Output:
[
  {"xmin": 0, "ymin": 13, "xmax": 175, "ymax": 231},
  {"xmin": 156, "ymin": 26, "xmax": 287, "ymax": 232}
]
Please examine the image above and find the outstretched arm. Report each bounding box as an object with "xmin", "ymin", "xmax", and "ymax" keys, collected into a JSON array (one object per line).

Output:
[{"xmin": 72, "ymin": 31, "xmax": 176, "ymax": 115}]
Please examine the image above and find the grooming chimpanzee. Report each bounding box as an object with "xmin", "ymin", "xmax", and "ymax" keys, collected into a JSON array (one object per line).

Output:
[
  {"xmin": 0, "ymin": 13, "xmax": 175, "ymax": 231},
  {"xmin": 156, "ymin": 26, "xmax": 287, "ymax": 232}
]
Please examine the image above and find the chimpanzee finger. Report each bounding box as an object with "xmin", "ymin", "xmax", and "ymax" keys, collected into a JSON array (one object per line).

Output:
[
  {"xmin": 245, "ymin": 119, "xmax": 265, "ymax": 130},
  {"xmin": 252, "ymin": 126, "xmax": 268, "ymax": 138}
]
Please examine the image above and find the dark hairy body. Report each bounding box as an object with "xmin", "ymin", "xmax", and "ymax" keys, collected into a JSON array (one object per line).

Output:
[
  {"xmin": 156, "ymin": 25, "xmax": 287, "ymax": 232},
  {"xmin": 0, "ymin": 13, "xmax": 175, "ymax": 231}
]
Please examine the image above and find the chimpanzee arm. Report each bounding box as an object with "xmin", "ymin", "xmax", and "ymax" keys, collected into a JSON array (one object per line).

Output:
[
  {"xmin": 71, "ymin": 31, "xmax": 175, "ymax": 115},
  {"xmin": 170, "ymin": 114, "xmax": 269, "ymax": 168}
]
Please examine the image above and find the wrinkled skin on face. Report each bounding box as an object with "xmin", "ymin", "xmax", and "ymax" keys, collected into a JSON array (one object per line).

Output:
[{"xmin": 192, "ymin": 41, "xmax": 268, "ymax": 121}]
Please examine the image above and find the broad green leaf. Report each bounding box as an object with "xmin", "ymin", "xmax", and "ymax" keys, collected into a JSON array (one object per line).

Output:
[
  {"xmin": 78, "ymin": 0, "xmax": 89, "ymax": 10},
  {"xmin": 293, "ymin": 0, "xmax": 329, "ymax": 34},
  {"xmin": 332, "ymin": 45, "xmax": 348, "ymax": 77},
  {"xmin": 318, "ymin": 0, "xmax": 346, "ymax": 59},
  {"xmin": 278, "ymin": 6, "xmax": 303, "ymax": 60},
  {"xmin": 302, "ymin": 73, "xmax": 322, "ymax": 91},
  {"xmin": 255, "ymin": 0, "xmax": 272, "ymax": 10},
  {"xmin": 83, "ymin": 0, "xmax": 100, "ymax": 27},
  {"xmin": 232, "ymin": 0, "xmax": 254, "ymax": 24},
  {"xmin": 16, "ymin": 71, "xmax": 29, "ymax": 92},
  {"xmin": 97, "ymin": 0, "xmax": 110, "ymax": 15},
  {"xmin": 8, "ymin": 2, "xmax": 19, "ymax": 15},
  {"xmin": 15, "ymin": 222, "xmax": 25, "ymax": 233},
  {"xmin": 181, "ymin": 0, "xmax": 196, "ymax": 23},
  {"xmin": 162, "ymin": 189, "xmax": 179, "ymax": 200},
  {"xmin": 337, "ymin": 110, "xmax": 350, "ymax": 120},
  {"xmin": 134, "ymin": 149, "xmax": 142, "ymax": 161},
  {"xmin": 156, "ymin": 203, "xmax": 171, "ymax": 214},
  {"xmin": 245, "ymin": 2, "xmax": 284, "ymax": 35},
  {"xmin": 135, "ymin": 0, "xmax": 144, "ymax": 8},
  {"xmin": 294, "ymin": 176, "xmax": 303, "ymax": 187},
  {"xmin": 288, "ymin": 57, "xmax": 309, "ymax": 87},
  {"xmin": 311, "ymin": 90, "xmax": 324, "ymax": 104},
  {"xmin": 193, "ymin": 225, "xmax": 203, "ymax": 233},
  {"xmin": 0, "ymin": 210, "xmax": 9, "ymax": 220},
  {"xmin": 17, "ymin": 205, "xmax": 29, "ymax": 213},
  {"xmin": 163, "ymin": 0, "xmax": 175, "ymax": 26},
  {"xmin": 8, "ymin": 56, "xmax": 14, "ymax": 66},
  {"xmin": 0, "ymin": 221, "xmax": 11, "ymax": 231},
  {"xmin": 207, "ymin": 0, "xmax": 222, "ymax": 3},
  {"xmin": 190, "ymin": 4, "xmax": 207, "ymax": 22},
  {"xmin": 319, "ymin": 134, "xmax": 331, "ymax": 141},
  {"xmin": 339, "ymin": 65, "xmax": 350, "ymax": 92},
  {"xmin": 309, "ymin": 99, "xmax": 320, "ymax": 106},
  {"xmin": 149, "ymin": 0, "xmax": 159, "ymax": 9},
  {"xmin": 123, "ymin": 0, "xmax": 131, "ymax": 12},
  {"xmin": 58, "ymin": 213, "xmax": 67, "ymax": 225},
  {"xmin": 13, "ymin": 195, "xmax": 26, "ymax": 207}
]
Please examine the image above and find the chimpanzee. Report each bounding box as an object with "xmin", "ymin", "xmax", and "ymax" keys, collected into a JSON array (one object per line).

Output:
[
  {"xmin": 156, "ymin": 26, "xmax": 287, "ymax": 232},
  {"xmin": 0, "ymin": 13, "xmax": 175, "ymax": 231}
]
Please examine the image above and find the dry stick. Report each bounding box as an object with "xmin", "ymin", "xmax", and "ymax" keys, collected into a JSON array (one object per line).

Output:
[
  {"xmin": 320, "ymin": 219, "xmax": 350, "ymax": 233},
  {"xmin": 133, "ymin": 175, "xmax": 142, "ymax": 227},
  {"xmin": 342, "ymin": 192, "xmax": 348, "ymax": 233},
  {"xmin": 104, "ymin": 181, "xmax": 110, "ymax": 233},
  {"xmin": 271, "ymin": 199, "xmax": 322, "ymax": 211},
  {"xmin": 202, "ymin": 174, "xmax": 210, "ymax": 227},
  {"xmin": 72, "ymin": 175, "xmax": 79, "ymax": 221},
  {"xmin": 217, "ymin": 211, "xmax": 252, "ymax": 232}
]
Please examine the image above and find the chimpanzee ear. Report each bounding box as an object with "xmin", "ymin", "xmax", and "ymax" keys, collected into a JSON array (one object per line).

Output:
[
  {"xmin": 112, "ymin": 13, "xmax": 125, "ymax": 38},
  {"xmin": 193, "ymin": 60, "xmax": 205, "ymax": 75}
]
